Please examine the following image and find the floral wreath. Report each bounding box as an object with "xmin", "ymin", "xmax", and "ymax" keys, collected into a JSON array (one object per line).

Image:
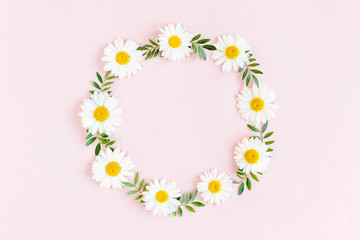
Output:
[{"xmin": 79, "ymin": 23, "xmax": 278, "ymax": 217}]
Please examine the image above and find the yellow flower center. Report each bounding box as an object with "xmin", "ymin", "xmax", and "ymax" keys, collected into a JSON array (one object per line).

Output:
[
  {"xmin": 115, "ymin": 51, "xmax": 130, "ymax": 65},
  {"xmin": 208, "ymin": 180, "xmax": 221, "ymax": 194},
  {"xmin": 155, "ymin": 190, "xmax": 169, "ymax": 203},
  {"xmin": 225, "ymin": 45, "xmax": 240, "ymax": 59},
  {"xmin": 93, "ymin": 106, "xmax": 109, "ymax": 122},
  {"xmin": 168, "ymin": 36, "xmax": 181, "ymax": 48},
  {"xmin": 244, "ymin": 149, "xmax": 260, "ymax": 164},
  {"xmin": 105, "ymin": 162, "xmax": 121, "ymax": 177},
  {"xmin": 250, "ymin": 97, "xmax": 265, "ymax": 112}
]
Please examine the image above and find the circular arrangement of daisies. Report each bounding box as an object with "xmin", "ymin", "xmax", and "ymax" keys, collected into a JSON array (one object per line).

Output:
[{"xmin": 79, "ymin": 23, "xmax": 279, "ymax": 217}]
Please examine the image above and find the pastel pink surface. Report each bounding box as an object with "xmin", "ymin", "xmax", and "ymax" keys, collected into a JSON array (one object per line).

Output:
[{"xmin": 1, "ymin": 0, "xmax": 359, "ymax": 239}]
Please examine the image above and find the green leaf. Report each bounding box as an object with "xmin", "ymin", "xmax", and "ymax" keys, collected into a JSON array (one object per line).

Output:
[
  {"xmin": 145, "ymin": 50, "xmax": 151, "ymax": 60},
  {"xmin": 232, "ymin": 181, "xmax": 240, "ymax": 184},
  {"xmin": 248, "ymin": 63, "xmax": 260, "ymax": 67},
  {"xmin": 201, "ymin": 47, "xmax": 206, "ymax": 60},
  {"xmin": 92, "ymin": 81, "xmax": 101, "ymax": 90},
  {"xmin": 238, "ymin": 182, "xmax": 245, "ymax": 195},
  {"xmin": 252, "ymin": 69, "xmax": 263, "ymax": 74},
  {"xmin": 102, "ymin": 87, "xmax": 111, "ymax": 92},
  {"xmin": 180, "ymin": 194, "xmax": 185, "ymax": 204},
  {"xmin": 105, "ymin": 141, "xmax": 115, "ymax": 147},
  {"xmin": 252, "ymin": 75, "xmax": 259, "ymax": 87},
  {"xmin": 89, "ymin": 90, "xmax": 94, "ymax": 94},
  {"xmin": 198, "ymin": 46, "xmax": 203, "ymax": 59},
  {"xmin": 85, "ymin": 133, "xmax": 93, "ymax": 140},
  {"xmin": 85, "ymin": 137, "xmax": 96, "ymax": 146},
  {"xmin": 154, "ymin": 48, "xmax": 160, "ymax": 58},
  {"xmin": 149, "ymin": 39, "xmax": 158, "ymax": 46},
  {"xmin": 239, "ymin": 67, "xmax": 244, "ymax": 72},
  {"xmin": 139, "ymin": 179, "xmax": 144, "ymax": 190},
  {"xmin": 262, "ymin": 121, "xmax": 268, "ymax": 133},
  {"xmin": 197, "ymin": 39, "xmax": 210, "ymax": 44},
  {"xmin": 257, "ymin": 172, "xmax": 263, "ymax": 175},
  {"xmin": 105, "ymin": 71, "xmax": 110, "ymax": 78},
  {"xmin": 100, "ymin": 139, "xmax": 110, "ymax": 145},
  {"xmin": 264, "ymin": 132, "xmax": 273, "ymax": 138},
  {"xmin": 267, "ymin": 148, "xmax": 273, "ymax": 152},
  {"xmin": 242, "ymin": 68, "xmax": 248, "ymax": 80},
  {"xmin": 134, "ymin": 172, "xmax": 139, "ymax": 185},
  {"xmin": 185, "ymin": 206, "xmax": 196, "ymax": 213},
  {"xmin": 143, "ymin": 183, "xmax": 148, "ymax": 192},
  {"xmin": 103, "ymin": 81, "xmax": 114, "ymax": 87},
  {"xmin": 137, "ymin": 47, "xmax": 147, "ymax": 51},
  {"xmin": 246, "ymin": 74, "xmax": 251, "ymax": 86},
  {"xmin": 249, "ymin": 58, "xmax": 256, "ymax": 62},
  {"xmin": 106, "ymin": 76, "xmax": 117, "ymax": 80},
  {"xmin": 202, "ymin": 45, "xmax": 216, "ymax": 50},
  {"xmin": 95, "ymin": 143, "xmax": 101, "ymax": 156},
  {"xmin": 236, "ymin": 174, "xmax": 244, "ymax": 180},
  {"xmin": 96, "ymin": 72, "xmax": 102, "ymax": 83},
  {"xmin": 150, "ymin": 49, "xmax": 155, "ymax": 59},
  {"xmin": 265, "ymin": 140, "xmax": 275, "ymax": 145},
  {"xmin": 173, "ymin": 211, "xmax": 177, "ymax": 217},
  {"xmin": 143, "ymin": 44, "xmax": 152, "ymax": 48},
  {"xmin": 250, "ymin": 172, "xmax": 259, "ymax": 182},
  {"xmin": 135, "ymin": 195, "xmax": 142, "ymax": 200},
  {"xmin": 192, "ymin": 189, "xmax": 198, "ymax": 201},
  {"xmin": 191, "ymin": 34, "xmax": 201, "ymax": 42},
  {"xmin": 192, "ymin": 201, "xmax": 205, "ymax": 207},
  {"xmin": 186, "ymin": 193, "xmax": 192, "ymax": 203},
  {"xmin": 236, "ymin": 171, "xmax": 247, "ymax": 175},
  {"xmin": 122, "ymin": 182, "xmax": 134, "ymax": 187},
  {"xmin": 139, "ymin": 200, "xmax": 144, "ymax": 204},
  {"xmin": 192, "ymin": 43, "xmax": 197, "ymax": 54},
  {"xmin": 246, "ymin": 178, "xmax": 252, "ymax": 190},
  {"xmin": 247, "ymin": 124, "xmax": 260, "ymax": 132},
  {"xmin": 127, "ymin": 190, "xmax": 138, "ymax": 195},
  {"xmin": 109, "ymin": 147, "xmax": 115, "ymax": 152},
  {"xmin": 178, "ymin": 207, "xmax": 183, "ymax": 217}
]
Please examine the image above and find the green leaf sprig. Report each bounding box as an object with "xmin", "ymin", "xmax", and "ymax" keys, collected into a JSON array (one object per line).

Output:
[
  {"xmin": 248, "ymin": 120, "xmax": 275, "ymax": 151},
  {"xmin": 137, "ymin": 39, "xmax": 161, "ymax": 60},
  {"xmin": 239, "ymin": 51, "xmax": 263, "ymax": 87},
  {"xmin": 173, "ymin": 189, "xmax": 205, "ymax": 217},
  {"xmin": 89, "ymin": 71, "xmax": 116, "ymax": 95},
  {"xmin": 234, "ymin": 168, "xmax": 262, "ymax": 195},
  {"xmin": 122, "ymin": 172, "xmax": 148, "ymax": 204},
  {"xmin": 85, "ymin": 131, "xmax": 116, "ymax": 156},
  {"xmin": 190, "ymin": 34, "xmax": 216, "ymax": 61}
]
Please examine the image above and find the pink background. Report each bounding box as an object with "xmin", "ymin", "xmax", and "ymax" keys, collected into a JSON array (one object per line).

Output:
[{"xmin": 1, "ymin": 0, "xmax": 359, "ymax": 239}]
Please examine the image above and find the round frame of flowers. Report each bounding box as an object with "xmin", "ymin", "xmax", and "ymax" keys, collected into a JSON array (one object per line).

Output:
[{"xmin": 79, "ymin": 23, "xmax": 278, "ymax": 217}]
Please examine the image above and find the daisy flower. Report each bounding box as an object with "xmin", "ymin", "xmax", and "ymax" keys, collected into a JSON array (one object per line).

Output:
[
  {"xmin": 158, "ymin": 23, "xmax": 193, "ymax": 61},
  {"xmin": 234, "ymin": 137, "xmax": 271, "ymax": 174},
  {"xmin": 236, "ymin": 84, "xmax": 279, "ymax": 126},
  {"xmin": 92, "ymin": 147, "xmax": 135, "ymax": 190},
  {"xmin": 102, "ymin": 38, "xmax": 142, "ymax": 79},
  {"xmin": 143, "ymin": 177, "xmax": 181, "ymax": 216},
  {"xmin": 197, "ymin": 169, "xmax": 233, "ymax": 206},
  {"xmin": 79, "ymin": 92, "xmax": 122, "ymax": 135},
  {"xmin": 211, "ymin": 34, "xmax": 250, "ymax": 72}
]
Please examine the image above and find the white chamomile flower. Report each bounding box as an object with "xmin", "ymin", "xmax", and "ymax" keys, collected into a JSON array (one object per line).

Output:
[
  {"xmin": 102, "ymin": 38, "xmax": 142, "ymax": 79},
  {"xmin": 234, "ymin": 137, "xmax": 270, "ymax": 174},
  {"xmin": 143, "ymin": 177, "xmax": 181, "ymax": 216},
  {"xmin": 211, "ymin": 34, "xmax": 250, "ymax": 72},
  {"xmin": 197, "ymin": 169, "xmax": 233, "ymax": 206},
  {"xmin": 79, "ymin": 92, "xmax": 122, "ymax": 135},
  {"xmin": 158, "ymin": 23, "xmax": 193, "ymax": 61},
  {"xmin": 236, "ymin": 84, "xmax": 279, "ymax": 126},
  {"xmin": 92, "ymin": 147, "xmax": 135, "ymax": 190}
]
